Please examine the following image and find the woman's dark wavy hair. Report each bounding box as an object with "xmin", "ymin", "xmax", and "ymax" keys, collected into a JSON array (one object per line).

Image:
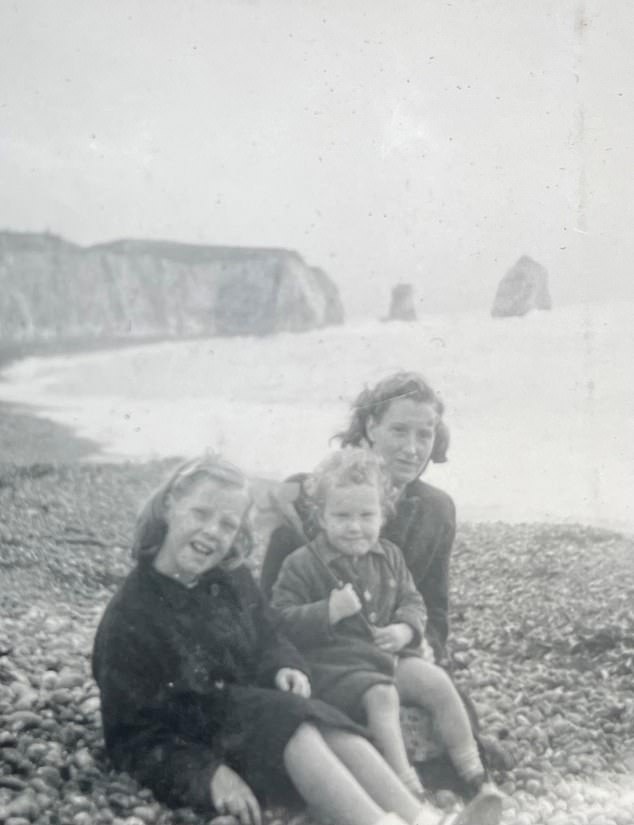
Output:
[
  {"xmin": 131, "ymin": 453, "xmax": 254, "ymax": 568},
  {"xmin": 334, "ymin": 371, "xmax": 449, "ymax": 465}
]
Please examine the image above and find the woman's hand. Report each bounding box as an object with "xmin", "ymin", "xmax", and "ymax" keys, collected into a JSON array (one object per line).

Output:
[
  {"xmin": 274, "ymin": 668, "xmax": 311, "ymax": 697},
  {"xmin": 210, "ymin": 765, "xmax": 261, "ymax": 825},
  {"xmin": 372, "ymin": 622, "xmax": 414, "ymax": 653}
]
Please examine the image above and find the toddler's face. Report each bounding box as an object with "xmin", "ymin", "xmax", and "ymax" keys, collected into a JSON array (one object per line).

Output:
[{"xmin": 320, "ymin": 483, "xmax": 382, "ymax": 557}]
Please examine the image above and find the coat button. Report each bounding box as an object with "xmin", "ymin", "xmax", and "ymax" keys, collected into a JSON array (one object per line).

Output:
[
  {"xmin": 363, "ymin": 590, "xmax": 372, "ymax": 602},
  {"xmin": 369, "ymin": 612, "xmax": 377, "ymax": 623}
]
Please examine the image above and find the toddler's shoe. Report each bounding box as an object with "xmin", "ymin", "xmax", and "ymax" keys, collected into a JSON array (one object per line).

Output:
[{"xmin": 440, "ymin": 785, "xmax": 504, "ymax": 825}]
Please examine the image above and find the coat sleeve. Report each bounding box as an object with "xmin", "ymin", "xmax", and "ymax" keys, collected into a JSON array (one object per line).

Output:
[
  {"xmin": 92, "ymin": 606, "xmax": 226, "ymax": 810},
  {"xmin": 236, "ymin": 567, "xmax": 309, "ymax": 684},
  {"xmin": 260, "ymin": 523, "xmax": 305, "ymax": 601},
  {"xmin": 383, "ymin": 541, "xmax": 426, "ymax": 646},
  {"xmin": 412, "ymin": 498, "xmax": 455, "ymax": 662},
  {"xmin": 270, "ymin": 550, "xmax": 335, "ymax": 648}
]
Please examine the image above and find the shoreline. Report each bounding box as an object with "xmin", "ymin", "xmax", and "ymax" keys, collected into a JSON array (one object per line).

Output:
[
  {"xmin": 1, "ymin": 326, "xmax": 633, "ymax": 537},
  {"xmin": 0, "ymin": 336, "xmax": 187, "ymax": 467}
]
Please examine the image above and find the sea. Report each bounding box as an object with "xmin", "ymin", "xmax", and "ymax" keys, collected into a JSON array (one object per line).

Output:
[{"xmin": 1, "ymin": 301, "xmax": 632, "ymax": 533}]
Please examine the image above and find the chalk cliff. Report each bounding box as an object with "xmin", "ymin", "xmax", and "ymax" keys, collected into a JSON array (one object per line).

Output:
[{"xmin": 0, "ymin": 231, "xmax": 344, "ymax": 340}]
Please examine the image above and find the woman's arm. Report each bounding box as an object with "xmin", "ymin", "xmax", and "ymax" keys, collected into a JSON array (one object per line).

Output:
[
  {"xmin": 383, "ymin": 540, "xmax": 426, "ymax": 646},
  {"xmin": 393, "ymin": 485, "xmax": 456, "ymax": 663},
  {"xmin": 416, "ymin": 508, "xmax": 455, "ymax": 663},
  {"xmin": 260, "ymin": 523, "xmax": 305, "ymax": 601}
]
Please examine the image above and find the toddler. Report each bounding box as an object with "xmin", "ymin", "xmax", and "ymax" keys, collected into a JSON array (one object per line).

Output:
[{"xmin": 272, "ymin": 448, "xmax": 489, "ymax": 797}]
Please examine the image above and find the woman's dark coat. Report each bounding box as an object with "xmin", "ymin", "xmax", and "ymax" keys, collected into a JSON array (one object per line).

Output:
[
  {"xmin": 92, "ymin": 562, "xmax": 361, "ymax": 812},
  {"xmin": 261, "ymin": 476, "xmax": 456, "ymax": 663}
]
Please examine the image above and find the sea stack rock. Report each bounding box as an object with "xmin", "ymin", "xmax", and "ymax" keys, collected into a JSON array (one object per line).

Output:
[
  {"xmin": 491, "ymin": 255, "xmax": 552, "ymax": 318},
  {"xmin": 0, "ymin": 231, "xmax": 344, "ymax": 340},
  {"xmin": 387, "ymin": 283, "xmax": 417, "ymax": 321}
]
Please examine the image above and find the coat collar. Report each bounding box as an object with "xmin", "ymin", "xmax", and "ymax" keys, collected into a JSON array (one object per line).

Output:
[{"xmin": 142, "ymin": 562, "xmax": 234, "ymax": 610}]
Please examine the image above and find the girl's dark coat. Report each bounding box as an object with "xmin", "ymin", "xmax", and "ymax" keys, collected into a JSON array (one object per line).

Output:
[
  {"xmin": 262, "ymin": 476, "xmax": 456, "ymax": 662},
  {"xmin": 92, "ymin": 562, "xmax": 361, "ymax": 812}
]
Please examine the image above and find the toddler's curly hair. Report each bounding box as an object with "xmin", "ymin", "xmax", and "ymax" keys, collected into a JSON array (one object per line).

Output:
[{"xmin": 305, "ymin": 447, "xmax": 396, "ymax": 521}]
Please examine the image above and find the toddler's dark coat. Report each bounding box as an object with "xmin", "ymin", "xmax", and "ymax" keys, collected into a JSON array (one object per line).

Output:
[
  {"xmin": 262, "ymin": 476, "xmax": 455, "ymax": 662},
  {"xmin": 271, "ymin": 533, "xmax": 426, "ymax": 718},
  {"xmin": 92, "ymin": 562, "xmax": 361, "ymax": 812}
]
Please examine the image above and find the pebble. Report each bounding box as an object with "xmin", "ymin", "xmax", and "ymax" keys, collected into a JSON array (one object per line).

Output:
[
  {"xmin": 40, "ymin": 670, "xmax": 59, "ymax": 690},
  {"xmin": 73, "ymin": 814, "xmax": 95, "ymax": 825},
  {"xmin": 6, "ymin": 791, "xmax": 40, "ymax": 819},
  {"xmin": 36, "ymin": 766, "xmax": 63, "ymax": 788},
  {"xmin": 67, "ymin": 794, "xmax": 93, "ymax": 812},
  {"xmin": 79, "ymin": 696, "xmax": 102, "ymax": 716},
  {"xmin": 132, "ymin": 806, "xmax": 158, "ymax": 822},
  {"xmin": 5, "ymin": 711, "xmax": 41, "ymax": 731},
  {"xmin": 57, "ymin": 669, "xmax": 85, "ymax": 690},
  {"xmin": 0, "ymin": 777, "xmax": 27, "ymax": 791},
  {"xmin": 49, "ymin": 688, "xmax": 73, "ymax": 706}
]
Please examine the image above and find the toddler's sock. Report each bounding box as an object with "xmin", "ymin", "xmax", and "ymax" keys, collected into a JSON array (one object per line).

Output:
[
  {"xmin": 398, "ymin": 764, "xmax": 425, "ymax": 797},
  {"xmin": 447, "ymin": 741, "xmax": 485, "ymax": 785}
]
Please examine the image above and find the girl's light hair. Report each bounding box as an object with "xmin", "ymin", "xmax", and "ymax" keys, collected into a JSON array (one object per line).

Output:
[
  {"xmin": 334, "ymin": 371, "xmax": 449, "ymax": 465},
  {"xmin": 305, "ymin": 447, "xmax": 395, "ymax": 520},
  {"xmin": 131, "ymin": 453, "xmax": 254, "ymax": 567}
]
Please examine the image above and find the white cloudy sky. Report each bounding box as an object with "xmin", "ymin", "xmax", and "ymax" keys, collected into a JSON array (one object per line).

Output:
[{"xmin": 1, "ymin": 0, "xmax": 632, "ymax": 316}]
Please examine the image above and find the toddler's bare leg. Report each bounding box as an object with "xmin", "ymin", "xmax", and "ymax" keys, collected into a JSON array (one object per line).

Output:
[
  {"xmin": 396, "ymin": 658, "xmax": 484, "ymax": 783},
  {"xmin": 362, "ymin": 684, "xmax": 411, "ymax": 778}
]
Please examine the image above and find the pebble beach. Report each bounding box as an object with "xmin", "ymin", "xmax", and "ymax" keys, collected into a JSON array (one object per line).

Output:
[{"xmin": 1, "ymin": 455, "xmax": 633, "ymax": 825}]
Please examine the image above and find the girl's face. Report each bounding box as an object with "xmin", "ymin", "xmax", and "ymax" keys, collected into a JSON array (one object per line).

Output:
[
  {"xmin": 366, "ymin": 398, "xmax": 438, "ymax": 487},
  {"xmin": 320, "ymin": 483, "xmax": 383, "ymax": 557},
  {"xmin": 154, "ymin": 477, "xmax": 249, "ymax": 585}
]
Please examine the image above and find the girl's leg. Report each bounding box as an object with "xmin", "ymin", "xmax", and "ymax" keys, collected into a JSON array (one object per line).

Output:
[
  {"xmin": 362, "ymin": 685, "xmax": 424, "ymax": 796},
  {"xmin": 395, "ymin": 659, "xmax": 484, "ymax": 785},
  {"xmin": 319, "ymin": 727, "xmax": 443, "ymax": 825},
  {"xmin": 283, "ymin": 722, "xmax": 385, "ymax": 825}
]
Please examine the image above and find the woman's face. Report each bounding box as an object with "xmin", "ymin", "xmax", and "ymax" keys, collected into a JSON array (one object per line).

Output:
[
  {"xmin": 366, "ymin": 397, "xmax": 438, "ymax": 487},
  {"xmin": 155, "ymin": 477, "xmax": 249, "ymax": 585}
]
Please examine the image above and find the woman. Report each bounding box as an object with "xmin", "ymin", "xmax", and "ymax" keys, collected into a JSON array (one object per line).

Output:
[
  {"xmin": 92, "ymin": 455, "xmax": 502, "ymax": 825},
  {"xmin": 261, "ymin": 371, "xmax": 454, "ymax": 664}
]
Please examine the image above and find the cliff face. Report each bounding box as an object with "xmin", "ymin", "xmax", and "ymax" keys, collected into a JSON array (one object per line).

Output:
[{"xmin": 0, "ymin": 232, "xmax": 344, "ymax": 341}]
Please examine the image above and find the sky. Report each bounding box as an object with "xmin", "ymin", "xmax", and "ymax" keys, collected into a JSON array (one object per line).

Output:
[{"xmin": 1, "ymin": 0, "xmax": 632, "ymax": 317}]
